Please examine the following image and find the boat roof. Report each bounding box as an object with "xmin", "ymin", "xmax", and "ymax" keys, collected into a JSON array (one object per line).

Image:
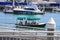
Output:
[
  {"xmin": 17, "ymin": 17, "xmax": 26, "ymax": 20},
  {"xmin": 17, "ymin": 17, "xmax": 40, "ymax": 20},
  {"xmin": 27, "ymin": 17, "xmax": 40, "ymax": 20}
]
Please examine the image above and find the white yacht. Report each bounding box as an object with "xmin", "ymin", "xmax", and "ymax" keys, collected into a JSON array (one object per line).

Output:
[{"xmin": 13, "ymin": 5, "xmax": 45, "ymax": 15}]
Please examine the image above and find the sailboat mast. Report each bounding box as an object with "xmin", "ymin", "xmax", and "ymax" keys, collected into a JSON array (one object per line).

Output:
[{"xmin": 13, "ymin": 0, "xmax": 15, "ymax": 7}]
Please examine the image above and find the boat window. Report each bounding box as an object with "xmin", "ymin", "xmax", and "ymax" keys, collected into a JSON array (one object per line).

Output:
[{"xmin": 24, "ymin": 8, "xmax": 35, "ymax": 10}]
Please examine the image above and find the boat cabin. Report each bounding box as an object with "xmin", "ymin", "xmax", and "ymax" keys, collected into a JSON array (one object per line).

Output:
[
  {"xmin": 24, "ymin": 6, "xmax": 35, "ymax": 11},
  {"xmin": 17, "ymin": 17, "xmax": 40, "ymax": 25}
]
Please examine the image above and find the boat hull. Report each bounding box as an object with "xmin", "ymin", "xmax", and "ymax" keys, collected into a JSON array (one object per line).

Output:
[
  {"xmin": 13, "ymin": 10, "xmax": 44, "ymax": 15},
  {"xmin": 16, "ymin": 24, "xmax": 46, "ymax": 28}
]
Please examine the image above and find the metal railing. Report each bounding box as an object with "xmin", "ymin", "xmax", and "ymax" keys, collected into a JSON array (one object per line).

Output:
[{"xmin": 0, "ymin": 31, "xmax": 59, "ymax": 37}]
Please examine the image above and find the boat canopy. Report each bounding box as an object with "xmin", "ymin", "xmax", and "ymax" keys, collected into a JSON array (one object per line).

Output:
[
  {"xmin": 27, "ymin": 17, "xmax": 40, "ymax": 20},
  {"xmin": 17, "ymin": 17, "xmax": 26, "ymax": 20},
  {"xmin": 17, "ymin": 17, "xmax": 40, "ymax": 20},
  {"xmin": 49, "ymin": 3, "xmax": 59, "ymax": 6}
]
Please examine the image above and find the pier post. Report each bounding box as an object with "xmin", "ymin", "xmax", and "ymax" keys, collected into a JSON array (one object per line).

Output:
[{"xmin": 46, "ymin": 17, "xmax": 56, "ymax": 40}]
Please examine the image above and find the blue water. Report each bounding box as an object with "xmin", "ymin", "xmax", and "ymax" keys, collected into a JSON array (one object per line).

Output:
[{"xmin": 0, "ymin": 11, "xmax": 60, "ymax": 30}]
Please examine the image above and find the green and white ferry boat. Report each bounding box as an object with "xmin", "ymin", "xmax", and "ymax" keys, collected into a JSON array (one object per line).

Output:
[{"xmin": 16, "ymin": 17, "xmax": 46, "ymax": 29}]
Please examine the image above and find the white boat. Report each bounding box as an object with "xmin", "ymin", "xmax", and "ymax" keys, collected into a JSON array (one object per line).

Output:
[
  {"xmin": 13, "ymin": 5, "xmax": 45, "ymax": 15},
  {"xmin": 38, "ymin": 1, "xmax": 57, "ymax": 12},
  {"xmin": 3, "ymin": 5, "xmax": 13, "ymax": 13},
  {"xmin": 3, "ymin": 0, "xmax": 15, "ymax": 13}
]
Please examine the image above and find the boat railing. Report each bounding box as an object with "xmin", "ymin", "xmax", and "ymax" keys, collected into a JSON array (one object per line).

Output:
[
  {"xmin": 18, "ymin": 20, "xmax": 39, "ymax": 25},
  {"xmin": 0, "ymin": 31, "xmax": 60, "ymax": 37}
]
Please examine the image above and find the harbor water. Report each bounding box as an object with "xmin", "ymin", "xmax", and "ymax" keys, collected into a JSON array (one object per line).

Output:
[{"xmin": 0, "ymin": 11, "xmax": 60, "ymax": 30}]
